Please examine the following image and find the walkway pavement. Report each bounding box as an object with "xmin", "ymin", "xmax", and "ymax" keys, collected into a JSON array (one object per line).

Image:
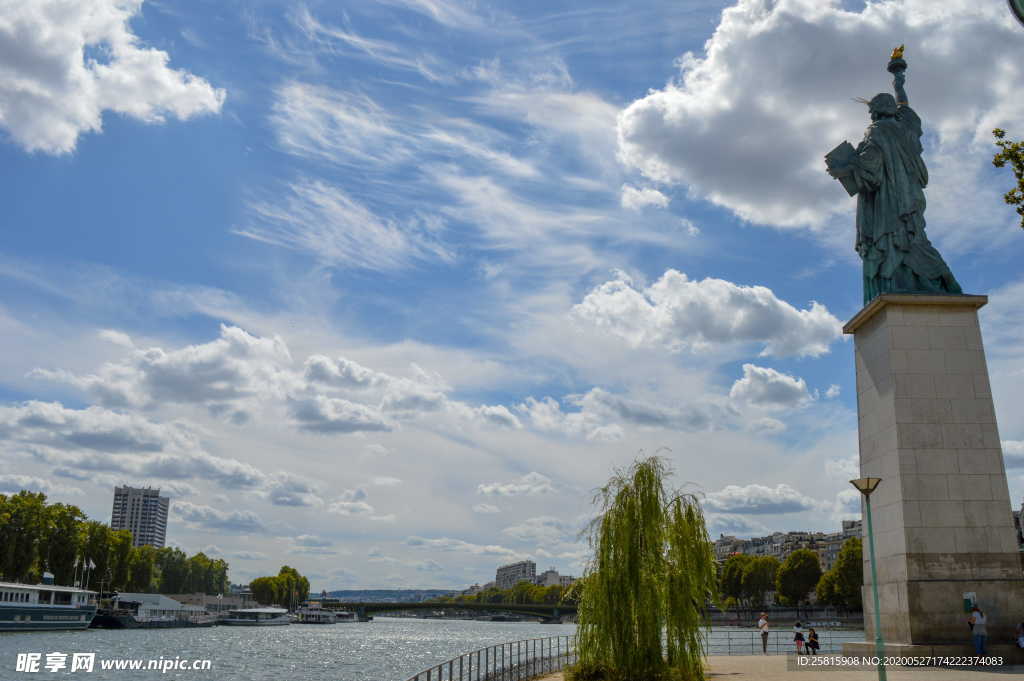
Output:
[{"xmin": 534, "ymin": 655, "xmax": 1024, "ymax": 680}]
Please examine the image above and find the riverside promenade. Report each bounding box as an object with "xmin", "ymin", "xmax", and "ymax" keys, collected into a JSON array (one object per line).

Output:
[{"xmin": 535, "ymin": 656, "xmax": 1024, "ymax": 680}]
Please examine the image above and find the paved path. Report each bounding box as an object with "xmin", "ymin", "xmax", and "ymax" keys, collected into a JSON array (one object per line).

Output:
[{"xmin": 535, "ymin": 655, "xmax": 1024, "ymax": 680}]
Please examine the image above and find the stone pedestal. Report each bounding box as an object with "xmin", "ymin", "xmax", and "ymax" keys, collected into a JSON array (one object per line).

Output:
[{"xmin": 843, "ymin": 295, "xmax": 1024, "ymax": 648}]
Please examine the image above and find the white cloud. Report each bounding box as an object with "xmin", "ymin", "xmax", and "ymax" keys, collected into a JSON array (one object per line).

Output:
[
  {"xmin": 289, "ymin": 395, "xmax": 392, "ymax": 434},
  {"xmin": 171, "ymin": 501, "xmax": 265, "ymax": 533},
  {"xmin": 705, "ymin": 513, "xmax": 769, "ymax": 538},
  {"xmin": 729, "ymin": 364, "xmax": 812, "ymax": 410},
  {"xmin": 515, "ymin": 396, "xmax": 623, "ymax": 441},
  {"xmin": 0, "ymin": 474, "xmax": 81, "ymax": 497},
  {"xmin": 239, "ymin": 178, "xmax": 453, "ymax": 273},
  {"xmin": 572, "ymin": 269, "xmax": 842, "ymax": 357},
  {"xmin": 472, "ymin": 503, "xmax": 501, "ymax": 514},
  {"xmin": 264, "ymin": 473, "xmax": 323, "ymax": 508},
  {"xmin": 0, "ymin": 0, "xmax": 224, "ymax": 154},
  {"xmin": 704, "ymin": 483, "xmax": 817, "ymax": 515},
  {"xmin": 1003, "ymin": 441, "xmax": 1024, "ymax": 469},
  {"xmin": 620, "ymin": 184, "xmax": 669, "ymax": 211},
  {"xmin": 825, "ymin": 384, "xmax": 841, "ymax": 399},
  {"xmin": 404, "ymin": 536, "xmax": 519, "ymax": 558},
  {"xmin": 477, "ymin": 472, "xmax": 556, "ymax": 497},
  {"xmin": 501, "ymin": 516, "xmax": 574, "ymax": 545},
  {"xmin": 327, "ymin": 488, "xmax": 373, "ymax": 516},
  {"xmin": 617, "ymin": 0, "xmax": 1024, "ymax": 248}
]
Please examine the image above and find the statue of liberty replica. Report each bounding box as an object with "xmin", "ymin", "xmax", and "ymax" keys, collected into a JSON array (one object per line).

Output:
[{"xmin": 826, "ymin": 46, "xmax": 962, "ymax": 304}]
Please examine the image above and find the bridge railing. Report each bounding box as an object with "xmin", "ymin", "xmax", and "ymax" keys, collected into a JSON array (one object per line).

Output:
[{"xmin": 404, "ymin": 635, "xmax": 576, "ymax": 681}]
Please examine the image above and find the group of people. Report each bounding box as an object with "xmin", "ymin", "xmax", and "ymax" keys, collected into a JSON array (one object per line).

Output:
[
  {"xmin": 755, "ymin": 613, "xmax": 819, "ymax": 655},
  {"xmin": 755, "ymin": 606, "xmax": 1024, "ymax": 657}
]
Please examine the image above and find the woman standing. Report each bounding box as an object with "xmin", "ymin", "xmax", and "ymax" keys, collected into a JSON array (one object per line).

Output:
[
  {"xmin": 793, "ymin": 621, "xmax": 805, "ymax": 655},
  {"xmin": 968, "ymin": 606, "xmax": 987, "ymax": 656}
]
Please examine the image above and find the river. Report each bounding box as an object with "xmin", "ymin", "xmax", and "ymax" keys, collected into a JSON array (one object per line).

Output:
[{"xmin": 0, "ymin": 618, "xmax": 864, "ymax": 680}]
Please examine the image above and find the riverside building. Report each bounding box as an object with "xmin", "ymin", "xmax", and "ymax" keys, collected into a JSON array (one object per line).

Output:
[
  {"xmin": 110, "ymin": 486, "xmax": 169, "ymax": 548},
  {"xmin": 714, "ymin": 519, "xmax": 863, "ymax": 571},
  {"xmin": 495, "ymin": 560, "xmax": 536, "ymax": 590}
]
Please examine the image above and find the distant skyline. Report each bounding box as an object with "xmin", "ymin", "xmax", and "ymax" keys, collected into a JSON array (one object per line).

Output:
[{"xmin": 1, "ymin": 0, "xmax": 1023, "ymax": 591}]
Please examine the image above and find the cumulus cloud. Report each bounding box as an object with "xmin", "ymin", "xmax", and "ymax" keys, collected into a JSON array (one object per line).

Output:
[
  {"xmin": 472, "ymin": 503, "xmax": 501, "ymax": 514},
  {"xmin": 264, "ymin": 473, "xmax": 323, "ymax": 507},
  {"xmin": 729, "ymin": 364, "xmax": 812, "ymax": 410},
  {"xmin": 0, "ymin": 0, "xmax": 224, "ymax": 154},
  {"xmin": 705, "ymin": 513, "xmax": 770, "ymax": 538},
  {"xmin": 0, "ymin": 474, "xmax": 81, "ymax": 496},
  {"xmin": 501, "ymin": 516, "xmax": 574, "ymax": 545},
  {"xmin": 404, "ymin": 536, "xmax": 518, "ymax": 558},
  {"xmin": 171, "ymin": 501, "xmax": 265, "ymax": 533},
  {"xmin": 328, "ymin": 487, "xmax": 377, "ymax": 517},
  {"xmin": 289, "ymin": 395, "xmax": 392, "ymax": 434},
  {"xmin": 516, "ymin": 396, "xmax": 623, "ymax": 441},
  {"xmin": 704, "ymin": 483, "xmax": 817, "ymax": 514},
  {"xmin": 31, "ymin": 325, "xmax": 293, "ymax": 419},
  {"xmin": 572, "ymin": 270, "xmax": 841, "ymax": 357},
  {"xmin": 477, "ymin": 472, "xmax": 556, "ymax": 497},
  {"xmin": 617, "ymin": 0, "xmax": 1024, "ymax": 247},
  {"xmin": 620, "ymin": 184, "xmax": 669, "ymax": 210}
]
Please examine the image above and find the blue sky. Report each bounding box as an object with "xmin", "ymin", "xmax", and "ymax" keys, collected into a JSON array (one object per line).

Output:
[{"xmin": 1, "ymin": 0, "xmax": 1023, "ymax": 590}]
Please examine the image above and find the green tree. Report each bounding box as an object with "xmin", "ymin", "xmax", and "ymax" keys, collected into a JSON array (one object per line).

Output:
[
  {"xmin": 81, "ymin": 521, "xmax": 112, "ymax": 590},
  {"xmin": 831, "ymin": 538, "xmax": 863, "ymax": 610},
  {"xmin": 109, "ymin": 530, "xmax": 134, "ymax": 590},
  {"xmin": 814, "ymin": 569, "xmax": 840, "ymax": 607},
  {"xmin": 127, "ymin": 545, "xmax": 157, "ymax": 591},
  {"xmin": 993, "ymin": 129, "xmax": 1024, "ymax": 229},
  {"xmin": 741, "ymin": 556, "xmax": 779, "ymax": 607},
  {"xmin": 0, "ymin": 491, "xmax": 48, "ymax": 582},
  {"xmin": 249, "ymin": 576, "xmax": 276, "ymax": 605},
  {"xmin": 572, "ymin": 456, "xmax": 718, "ymax": 681},
  {"xmin": 775, "ymin": 549, "xmax": 822, "ymax": 606},
  {"xmin": 719, "ymin": 554, "xmax": 753, "ymax": 605},
  {"xmin": 41, "ymin": 503, "xmax": 86, "ymax": 586}
]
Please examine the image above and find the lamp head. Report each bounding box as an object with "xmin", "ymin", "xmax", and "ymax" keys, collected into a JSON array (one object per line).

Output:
[{"xmin": 849, "ymin": 477, "xmax": 882, "ymax": 496}]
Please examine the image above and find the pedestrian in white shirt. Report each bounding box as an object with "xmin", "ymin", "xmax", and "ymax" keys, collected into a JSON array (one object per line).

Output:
[{"xmin": 756, "ymin": 612, "xmax": 769, "ymax": 654}]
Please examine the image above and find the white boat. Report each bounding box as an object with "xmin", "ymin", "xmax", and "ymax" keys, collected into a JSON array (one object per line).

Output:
[
  {"xmin": 0, "ymin": 580, "xmax": 97, "ymax": 632},
  {"xmin": 220, "ymin": 607, "xmax": 290, "ymax": 626}
]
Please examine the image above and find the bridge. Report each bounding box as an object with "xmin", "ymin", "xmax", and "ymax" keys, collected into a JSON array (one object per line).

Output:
[{"xmin": 321, "ymin": 601, "xmax": 577, "ymax": 622}]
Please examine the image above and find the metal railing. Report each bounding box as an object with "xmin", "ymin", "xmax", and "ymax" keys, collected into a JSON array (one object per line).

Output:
[
  {"xmin": 704, "ymin": 629, "xmax": 864, "ymax": 656},
  {"xmin": 404, "ymin": 629, "xmax": 864, "ymax": 680},
  {"xmin": 404, "ymin": 635, "xmax": 576, "ymax": 681}
]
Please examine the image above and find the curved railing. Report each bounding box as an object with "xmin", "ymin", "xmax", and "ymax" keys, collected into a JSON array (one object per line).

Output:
[{"xmin": 404, "ymin": 635, "xmax": 576, "ymax": 681}]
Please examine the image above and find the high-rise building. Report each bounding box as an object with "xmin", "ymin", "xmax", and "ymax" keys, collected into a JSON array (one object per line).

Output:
[
  {"xmin": 111, "ymin": 486, "xmax": 169, "ymax": 547},
  {"xmin": 495, "ymin": 560, "xmax": 536, "ymax": 590}
]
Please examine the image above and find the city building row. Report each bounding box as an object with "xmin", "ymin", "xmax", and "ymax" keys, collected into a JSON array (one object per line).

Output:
[
  {"xmin": 460, "ymin": 560, "xmax": 577, "ymax": 595},
  {"xmin": 713, "ymin": 520, "xmax": 863, "ymax": 572}
]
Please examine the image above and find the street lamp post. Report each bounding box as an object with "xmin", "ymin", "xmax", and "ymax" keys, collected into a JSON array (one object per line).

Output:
[{"xmin": 850, "ymin": 477, "xmax": 886, "ymax": 681}]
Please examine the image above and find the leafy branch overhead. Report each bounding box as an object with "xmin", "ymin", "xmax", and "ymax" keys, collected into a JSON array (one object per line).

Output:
[{"xmin": 992, "ymin": 129, "xmax": 1024, "ymax": 229}]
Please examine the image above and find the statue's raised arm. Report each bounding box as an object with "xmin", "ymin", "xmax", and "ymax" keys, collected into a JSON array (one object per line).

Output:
[{"xmin": 888, "ymin": 44, "xmax": 908, "ymax": 105}]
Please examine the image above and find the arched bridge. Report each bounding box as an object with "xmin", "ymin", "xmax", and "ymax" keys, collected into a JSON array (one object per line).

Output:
[{"xmin": 322, "ymin": 601, "xmax": 577, "ymax": 621}]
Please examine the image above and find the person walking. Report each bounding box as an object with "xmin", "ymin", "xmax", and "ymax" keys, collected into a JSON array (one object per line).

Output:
[
  {"xmin": 968, "ymin": 606, "xmax": 987, "ymax": 656},
  {"xmin": 793, "ymin": 621, "xmax": 805, "ymax": 655},
  {"xmin": 806, "ymin": 627, "xmax": 820, "ymax": 655},
  {"xmin": 757, "ymin": 612, "xmax": 769, "ymax": 654}
]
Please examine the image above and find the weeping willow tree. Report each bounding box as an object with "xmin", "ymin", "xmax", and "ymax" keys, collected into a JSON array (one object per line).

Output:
[{"xmin": 571, "ymin": 456, "xmax": 718, "ymax": 681}]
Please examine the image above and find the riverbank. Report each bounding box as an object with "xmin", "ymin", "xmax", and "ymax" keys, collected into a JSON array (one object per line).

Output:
[{"xmin": 535, "ymin": 655, "xmax": 1024, "ymax": 680}]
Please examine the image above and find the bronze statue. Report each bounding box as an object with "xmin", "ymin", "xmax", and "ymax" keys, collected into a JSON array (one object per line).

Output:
[{"xmin": 825, "ymin": 46, "xmax": 962, "ymax": 305}]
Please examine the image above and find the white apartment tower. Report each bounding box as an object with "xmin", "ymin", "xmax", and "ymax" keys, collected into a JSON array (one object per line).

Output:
[
  {"xmin": 495, "ymin": 560, "xmax": 536, "ymax": 590},
  {"xmin": 111, "ymin": 486, "xmax": 169, "ymax": 548}
]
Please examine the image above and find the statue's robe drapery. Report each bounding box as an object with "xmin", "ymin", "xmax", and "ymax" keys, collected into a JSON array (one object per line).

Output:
[{"xmin": 848, "ymin": 104, "xmax": 962, "ymax": 304}]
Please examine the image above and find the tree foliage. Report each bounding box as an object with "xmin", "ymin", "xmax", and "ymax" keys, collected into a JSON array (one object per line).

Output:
[
  {"xmin": 741, "ymin": 556, "xmax": 779, "ymax": 607},
  {"xmin": 250, "ymin": 566, "xmax": 310, "ymax": 606},
  {"xmin": 0, "ymin": 488, "xmax": 230, "ymax": 594},
  {"xmin": 816, "ymin": 538, "xmax": 862, "ymax": 609},
  {"xmin": 993, "ymin": 129, "xmax": 1024, "ymax": 229},
  {"xmin": 775, "ymin": 549, "xmax": 822, "ymax": 606},
  {"xmin": 571, "ymin": 456, "xmax": 717, "ymax": 681}
]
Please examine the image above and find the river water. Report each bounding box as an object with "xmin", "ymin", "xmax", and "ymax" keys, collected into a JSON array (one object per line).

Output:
[{"xmin": 0, "ymin": 617, "xmax": 864, "ymax": 681}]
